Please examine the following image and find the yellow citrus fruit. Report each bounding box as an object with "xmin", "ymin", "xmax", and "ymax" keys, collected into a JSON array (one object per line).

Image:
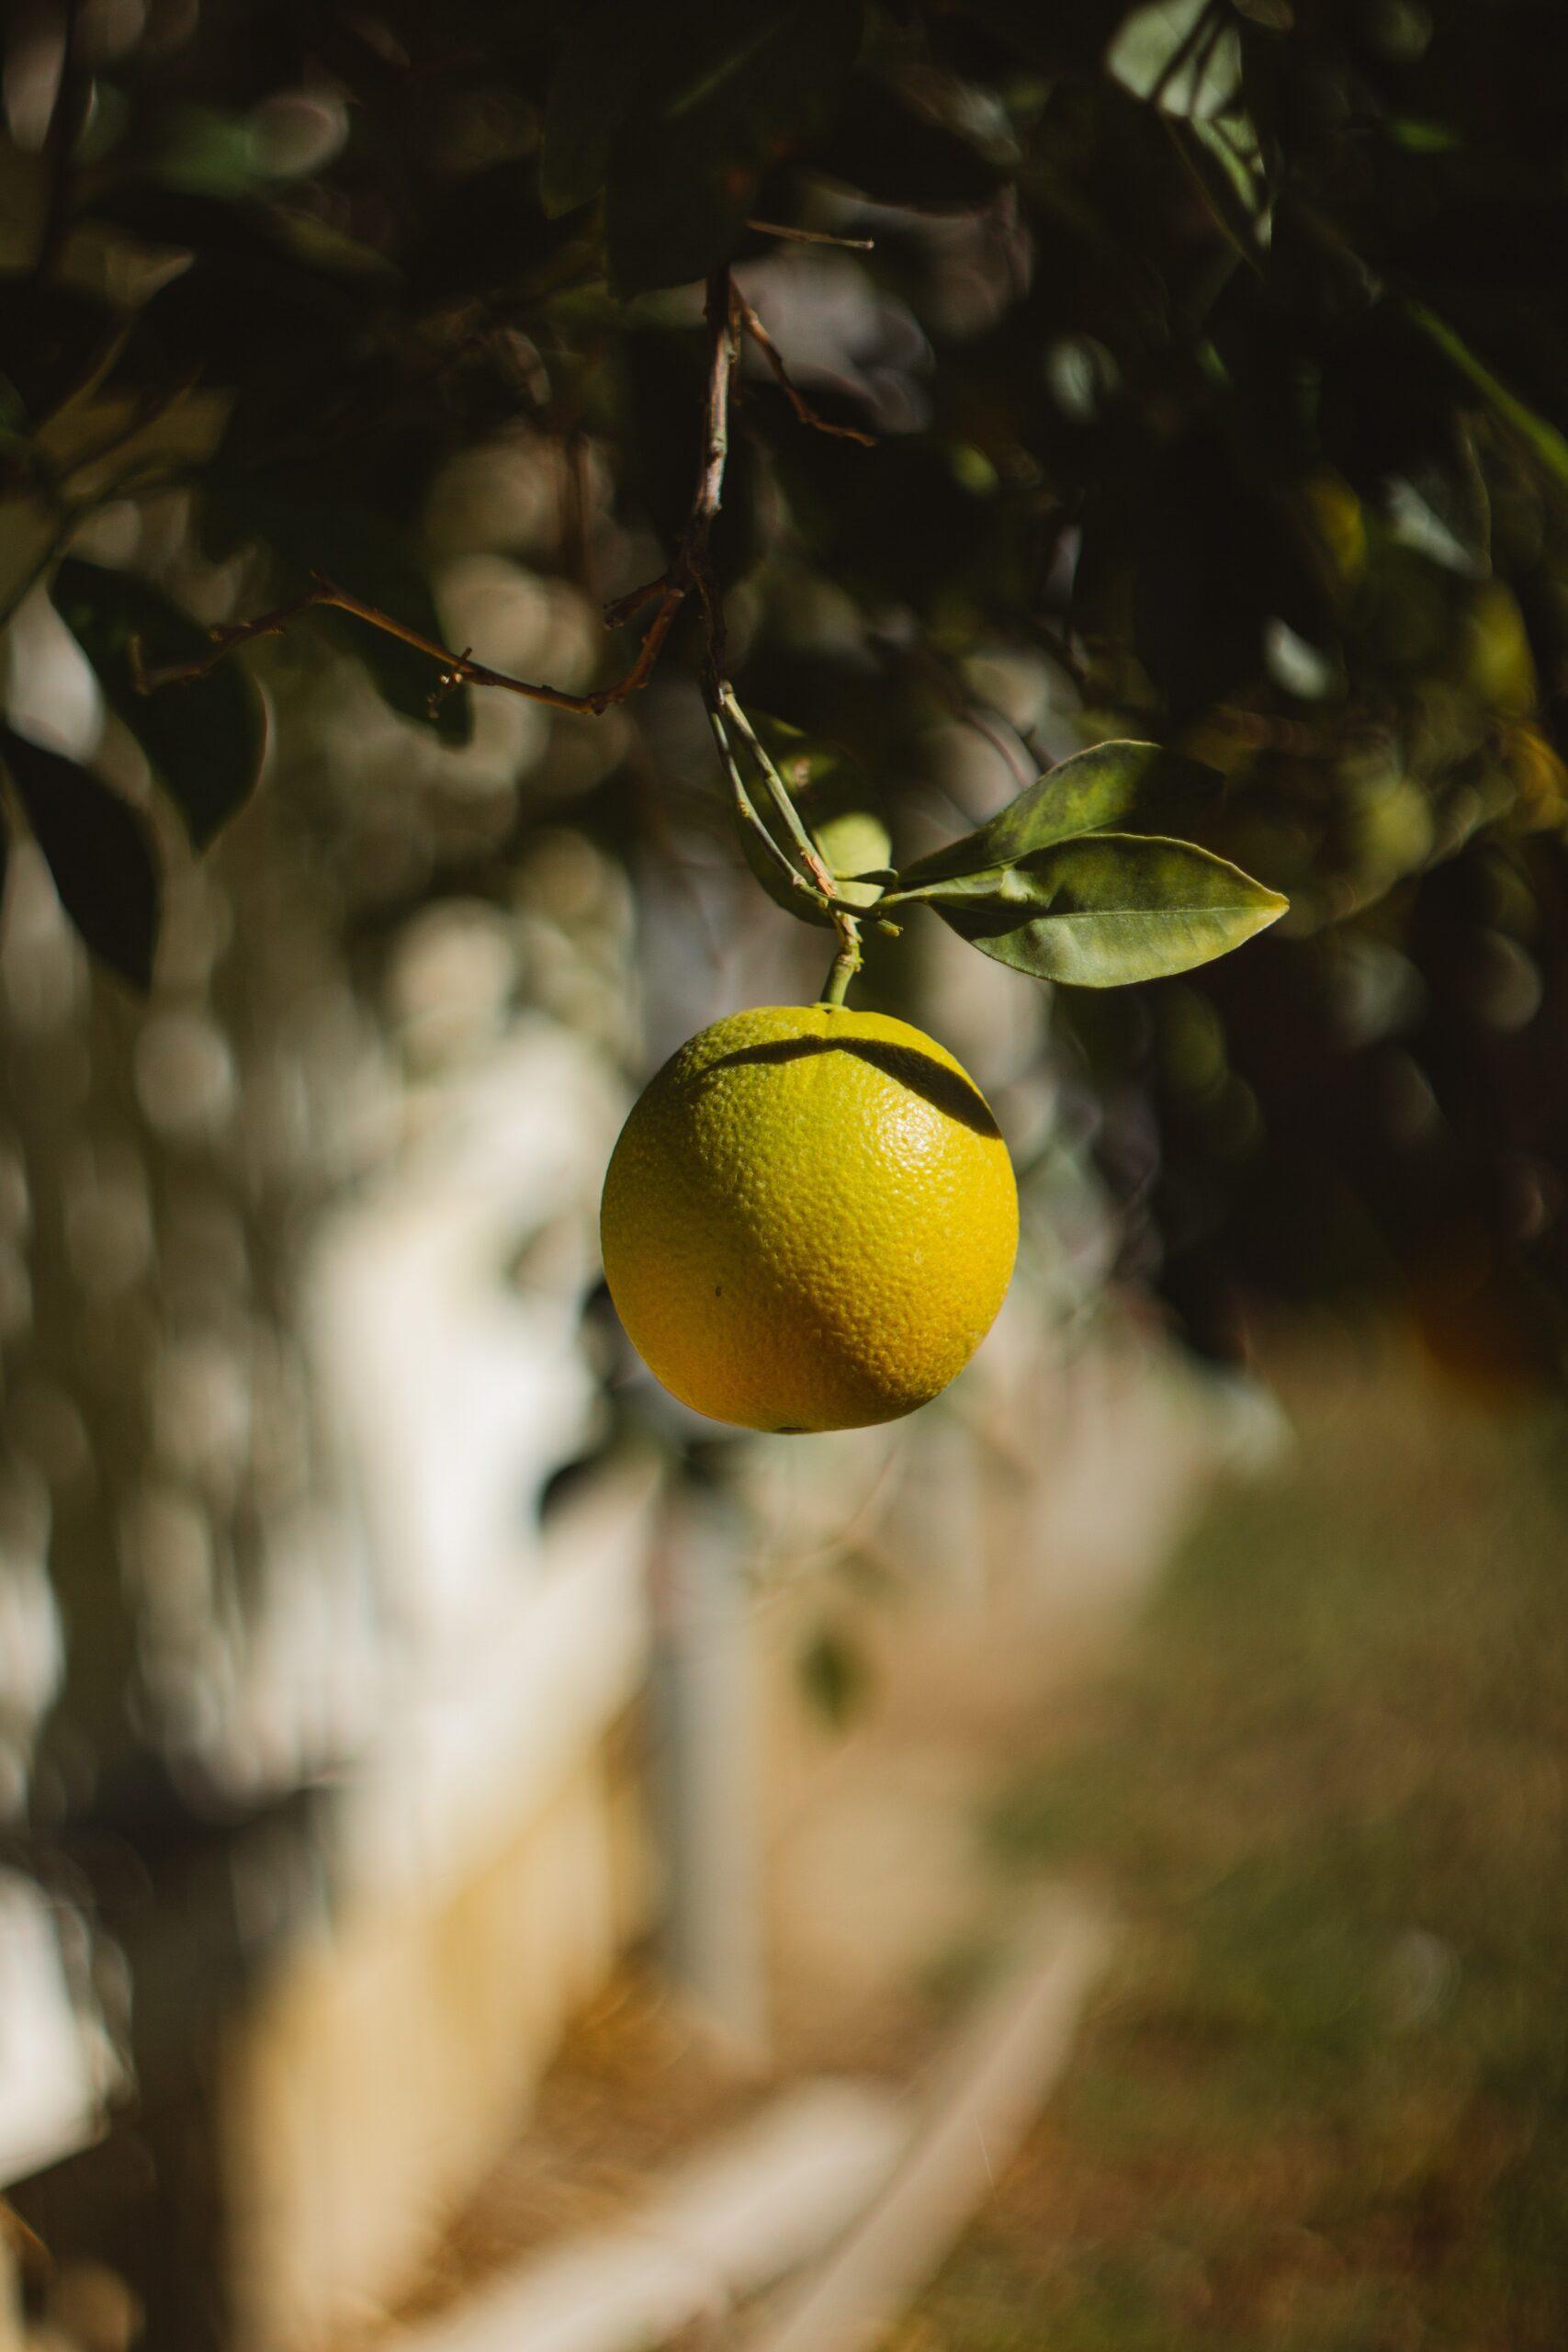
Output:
[{"xmin": 600, "ymin": 1003, "xmax": 1018, "ymax": 1433}]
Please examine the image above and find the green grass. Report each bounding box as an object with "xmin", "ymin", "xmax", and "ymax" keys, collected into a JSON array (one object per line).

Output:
[{"xmin": 908, "ymin": 1344, "xmax": 1568, "ymax": 2352}]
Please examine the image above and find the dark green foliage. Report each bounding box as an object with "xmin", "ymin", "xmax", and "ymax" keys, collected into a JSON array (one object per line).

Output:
[
  {"xmin": 52, "ymin": 560, "xmax": 266, "ymax": 847},
  {"xmin": 2, "ymin": 729, "xmax": 159, "ymax": 989},
  {"xmin": 546, "ymin": 0, "xmax": 864, "ymax": 293},
  {"xmin": 199, "ymin": 482, "xmax": 475, "ymax": 744}
]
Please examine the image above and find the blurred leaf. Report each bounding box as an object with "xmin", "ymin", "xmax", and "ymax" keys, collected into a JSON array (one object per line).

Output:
[
  {"xmin": 0, "ymin": 277, "xmax": 122, "ymax": 424},
  {"xmin": 1107, "ymin": 0, "xmax": 1242, "ymax": 120},
  {"xmin": 733, "ymin": 766, "xmax": 841, "ymax": 922},
  {"xmin": 149, "ymin": 104, "xmax": 265, "ymax": 198},
  {"xmin": 751, "ymin": 709, "xmax": 854, "ymax": 797},
  {"xmin": 2, "ymin": 728, "xmax": 159, "ymax": 989},
  {"xmin": 1384, "ymin": 464, "xmax": 1488, "ymax": 579},
  {"xmin": 750, "ymin": 712, "xmax": 885, "ymax": 827},
  {"xmin": 798, "ymin": 1623, "xmax": 872, "ymax": 1728},
  {"xmin": 111, "ymin": 198, "xmax": 385, "ymax": 406},
  {"xmin": 1181, "ymin": 114, "xmax": 1271, "ymax": 254},
  {"xmin": 770, "ymin": 433, "xmax": 996, "ymax": 604},
  {"xmin": 730, "ymin": 714, "xmax": 886, "ymax": 921},
  {"xmin": 1390, "ymin": 201, "xmax": 1568, "ymax": 299},
  {"xmin": 52, "ymin": 559, "xmax": 265, "ymax": 848},
  {"xmin": 919, "ymin": 832, "xmax": 1286, "ymax": 986},
  {"xmin": 815, "ymin": 67, "xmax": 1011, "ymax": 210},
  {"xmin": 1405, "ymin": 302, "xmax": 1568, "ymax": 498},
  {"xmin": 201, "ymin": 480, "xmax": 473, "ymax": 743},
  {"xmin": 606, "ymin": 0, "xmax": 863, "ymax": 295},
  {"xmin": 901, "ymin": 741, "xmax": 1224, "ymax": 888},
  {"xmin": 736, "ymin": 788, "xmax": 833, "ymax": 926},
  {"xmin": 960, "ymin": 0, "xmax": 1126, "ymax": 70},
  {"xmin": 540, "ymin": 1, "xmax": 660, "ymax": 218},
  {"xmin": 409, "ymin": 159, "xmax": 602, "ymax": 304},
  {"xmin": 813, "ymin": 808, "xmax": 890, "ymax": 909}
]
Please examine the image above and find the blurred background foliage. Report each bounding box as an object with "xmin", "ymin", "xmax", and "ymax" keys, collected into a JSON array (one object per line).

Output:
[{"xmin": 7, "ymin": 0, "xmax": 1568, "ymax": 1390}]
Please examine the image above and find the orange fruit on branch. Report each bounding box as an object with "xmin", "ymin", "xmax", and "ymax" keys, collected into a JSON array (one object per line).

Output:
[{"xmin": 600, "ymin": 1004, "xmax": 1018, "ymax": 1433}]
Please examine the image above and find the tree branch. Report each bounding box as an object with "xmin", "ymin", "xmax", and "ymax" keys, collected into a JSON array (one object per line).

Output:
[
  {"xmin": 132, "ymin": 263, "xmax": 868, "ymax": 946},
  {"xmin": 134, "ymin": 268, "xmax": 744, "ymax": 721}
]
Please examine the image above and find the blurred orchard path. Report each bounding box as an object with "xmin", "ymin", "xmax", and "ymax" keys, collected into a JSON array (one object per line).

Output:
[
  {"xmin": 749, "ymin": 1331, "xmax": 1280, "ymax": 2071},
  {"xmin": 895, "ymin": 1327, "xmax": 1568, "ymax": 2352}
]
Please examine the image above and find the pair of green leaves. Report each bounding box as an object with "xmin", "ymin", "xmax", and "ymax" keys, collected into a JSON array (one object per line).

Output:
[
  {"xmin": 888, "ymin": 741, "xmax": 1287, "ymax": 986},
  {"xmin": 738, "ymin": 734, "xmax": 1287, "ymax": 987},
  {"xmin": 0, "ymin": 559, "xmax": 267, "ymax": 989}
]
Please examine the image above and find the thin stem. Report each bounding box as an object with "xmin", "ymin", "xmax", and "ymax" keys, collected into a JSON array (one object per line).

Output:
[
  {"xmin": 746, "ymin": 218, "xmax": 875, "ymax": 252},
  {"xmin": 818, "ymin": 922, "xmax": 863, "ymax": 1008},
  {"xmin": 133, "ymin": 571, "xmax": 624, "ymax": 713},
  {"xmin": 736, "ymin": 294, "xmax": 877, "ymax": 447},
  {"xmin": 706, "ymin": 699, "xmax": 829, "ymax": 910},
  {"xmin": 716, "ymin": 684, "xmax": 837, "ymax": 897}
]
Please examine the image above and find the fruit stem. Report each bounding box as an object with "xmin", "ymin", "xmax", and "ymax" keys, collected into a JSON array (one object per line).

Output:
[{"xmin": 818, "ymin": 917, "xmax": 863, "ymax": 1008}]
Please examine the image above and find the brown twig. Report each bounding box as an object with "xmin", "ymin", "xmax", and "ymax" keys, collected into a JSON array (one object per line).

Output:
[
  {"xmin": 131, "ymin": 573, "xmax": 626, "ymax": 713},
  {"xmin": 736, "ymin": 293, "xmax": 877, "ymax": 447},
  {"xmin": 135, "ymin": 270, "xmax": 744, "ymax": 720},
  {"xmin": 134, "ymin": 264, "xmax": 875, "ymax": 957},
  {"xmin": 746, "ymin": 218, "xmax": 875, "ymax": 253}
]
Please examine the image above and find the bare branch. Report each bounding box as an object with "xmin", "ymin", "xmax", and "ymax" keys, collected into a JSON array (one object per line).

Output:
[
  {"xmin": 131, "ymin": 575, "xmax": 623, "ymax": 715},
  {"xmin": 736, "ymin": 294, "xmax": 878, "ymax": 448},
  {"xmin": 132, "ymin": 261, "xmax": 855, "ymax": 934}
]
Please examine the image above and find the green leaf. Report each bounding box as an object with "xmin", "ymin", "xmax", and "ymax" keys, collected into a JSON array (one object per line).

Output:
[
  {"xmin": 737, "ymin": 792, "xmax": 833, "ymax": 925},
  {"xmin": 201, "ymin": 479, "xmax": 474, "ymax": 743},
  {"xmin": 923, "ymin": 832, "xmax": 1286, "ymax": 987},
  {"xmin": 1180, "ymin": 114, "xmax": 1272, "ymax": 256},
  {"xmin": 51, "ymin": 559, "xmax": 265, "ymax": 849},
  {"xmin": 813, "ymin": 808, "xmax": 891, "ymax": 910},
  {"xmin": 605, "ymin": 0, "xmax": 863, "ymax": 297},
  {"xmin": 3, "ymin": 728, "xmax": 160, "ymax": 989},
  {"xmin": 540, "ymin": 1, "xmax": 660, "ymax": 218},
  {"xmin": 728, "ymin": 716, "xmax": 887, "ymax": 924},
  {"xmin": 899, "ymin": 741, "xmax": 1224, "ymax": 890},
  {"xmin": 814, "ymin": 67, "xmax": 1013, "ymax": 210},
  {"xmin": 750, "ymin": 710, "xmax": 855, "ymax": 799},
  {"xmin": 957, "ymin": 0, "xmax": 1102, "ymax": 69},
  {"xmin": 0, "ymin": 276, "xmax": 123, "ymax": 424},
  {"xmin": 1106, "ymin": 0, "xmax": 1243, "ymax": 121}
]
